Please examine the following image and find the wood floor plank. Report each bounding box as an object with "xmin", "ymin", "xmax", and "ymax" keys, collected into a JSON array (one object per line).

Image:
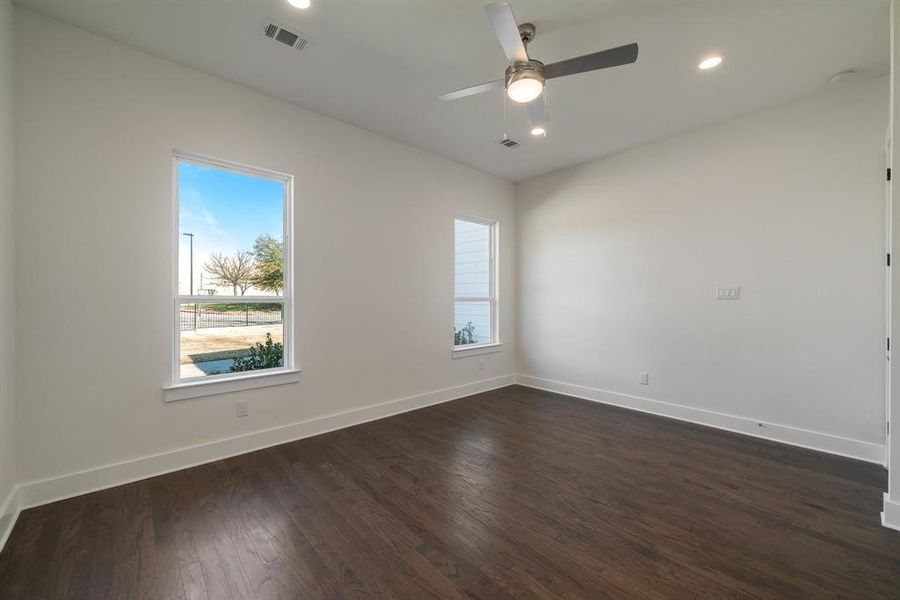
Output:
[
  {"xmin": 1, "ymin": 385, "xmax": 899, "ymax": 599},
  {"xmin": 243, "ymin": 458, "xmax": 373, "ymax": 598},
  {"xmin": 234, "ymin": 459, "xmax": 336, "ymax": 599},
  {"xmin": 204, "ymin": 460, "xmax": 284, "ymax": 600},
  {"xmin": 118, "ymin": 482, "xmax": 163, "ymax": 600},
  {"xmin": 43, "ymin": 495, "xmax": 94, "ymax": 600},
  {"xmin": 87, "ymin": 487, "xmax": 126, "ymax": 599},
  {"xmin": 146, "ymin": 475, "xmax": 188, "ymax": 600}
]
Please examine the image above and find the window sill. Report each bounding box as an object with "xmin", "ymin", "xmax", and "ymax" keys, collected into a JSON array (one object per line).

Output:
[
  {"xmin": 164, "ymin": 369, "xmax": 301, "ymax": 402},
  {"xmin": 451, "ymin": 342, "xmax": 503, "ymax": 359}
]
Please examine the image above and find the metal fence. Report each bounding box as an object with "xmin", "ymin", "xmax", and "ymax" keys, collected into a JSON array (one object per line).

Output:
[{"xmin": 180, "ymin": 305, "xmax": 283, "ymax": 331}]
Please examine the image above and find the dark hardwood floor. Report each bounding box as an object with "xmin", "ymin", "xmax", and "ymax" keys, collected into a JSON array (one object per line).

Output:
[{"xmin": 1, "ymin": 385, "xmax": 899, "ymax": 599}]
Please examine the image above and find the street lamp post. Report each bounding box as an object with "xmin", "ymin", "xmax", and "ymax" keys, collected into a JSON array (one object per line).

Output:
[{"xmin": 183, "ymin": 232, "xmax": 195, "ymax": 330}]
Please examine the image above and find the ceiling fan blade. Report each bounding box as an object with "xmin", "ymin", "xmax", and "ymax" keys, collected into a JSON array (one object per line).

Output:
[
  {"xmin": 484, "ymin": 3, "xmax": 529, "ymax": 64},
  {"xmin": 438, "ymin": 79, "xmax": 505, "ymax": 102},
  {"xmin": 527, "ymin": 93, "xmax": 546, "ymax": 133},
  {"xmin": 544, "ymin": 43, "xmax": 638, "ymax": 80}
]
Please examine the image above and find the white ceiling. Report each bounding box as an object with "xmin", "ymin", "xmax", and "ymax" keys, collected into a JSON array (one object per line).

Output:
[{"xmin": 16, "ymin": 0, "xmax": 889, "ymax": 182}]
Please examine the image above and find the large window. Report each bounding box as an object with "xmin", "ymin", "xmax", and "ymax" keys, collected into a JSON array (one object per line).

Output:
[
  {"xmin": 172, "ymin": 152, "xmax": 292, "ymax": 386},
  {"xmin": 454, "ymin": 216, "xmax": 497, "ymax": 349}
]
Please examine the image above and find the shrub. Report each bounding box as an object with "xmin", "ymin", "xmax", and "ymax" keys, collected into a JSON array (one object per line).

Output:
[
  {"xmin": 230, "ymin": 333, "xmax": 283, "ymax": 372},
  {"xmin": 454, "ymin": 322, "xmax": 477, "ymax": 345}
]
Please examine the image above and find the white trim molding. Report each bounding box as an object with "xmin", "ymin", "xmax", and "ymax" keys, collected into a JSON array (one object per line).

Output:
[
  {"xmin": 884, "ymin": 494, "xmax": 900, "ymax": 532},
  {"xmin": 452, "ymin": 342, "xmax": 504, "ymax": 358},
  {"xmin": 0, "ymin": 485, "xmax": 21, "ymax": 554},
  {"xmin": 16, "ymin": 375, "xmax": 516, "ymax": 512},
  {"xmin": 515, "ymin": 374, "xmax": 886, "ymax": 465},
  {"xmin": 164, "ymin": 369, "xmax": 301, "ymax": 402}
]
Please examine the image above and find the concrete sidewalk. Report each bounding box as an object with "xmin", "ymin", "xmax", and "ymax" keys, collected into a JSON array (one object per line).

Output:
[{"xmin": 180, "ymin": 359, "xmax": 234, "ymax": 378}]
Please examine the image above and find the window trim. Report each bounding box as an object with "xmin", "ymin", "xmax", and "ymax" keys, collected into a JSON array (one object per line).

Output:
[
  {"xmin": 452, "ymin": 215, "xmax": 499, "ymax": 353},
  {"xmin": 451, "ymin": 342, "xmax": 503, "ymax": 358},
  {"xmin": 168, "ymin": 150, "xmax": 295, "ymax": 397},
  {"xmin": 164, "ymin": 369, "xmax": 301, "ymax": 402}
]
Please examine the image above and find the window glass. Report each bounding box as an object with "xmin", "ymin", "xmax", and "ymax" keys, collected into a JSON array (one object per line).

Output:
[
  {"xmin": 454, "ymin": 218, "xmax": 496, "ymax": 347},
  {"xmin": 178, "ymin": 161, "xmax": 285, "ymax": 297},
  {"xmin": 174, "ymin": 155, "xmax": 291, "ymax": 383},
  {"xmin": 179, "ymin": 302, "xmax": 284, "ymax": 379}
]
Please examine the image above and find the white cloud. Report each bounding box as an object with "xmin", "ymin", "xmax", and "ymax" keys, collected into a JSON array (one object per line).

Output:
[{"xmin": 201, "ymin": 207, "xmax": 222, "ymax": 234}]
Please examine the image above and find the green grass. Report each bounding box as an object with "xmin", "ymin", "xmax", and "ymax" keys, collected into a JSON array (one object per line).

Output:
[{"xmin": 186, "ymin": 303, "xmax": 281, "ymax": 312}]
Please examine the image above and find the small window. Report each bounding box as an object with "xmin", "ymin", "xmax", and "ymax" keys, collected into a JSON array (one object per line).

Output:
[
  {"xmin": 454, "ymin": 216, "xmax": 497, "ymax": 348},
  {"xmin": 173, "ymin": 152, "xmax": 292, "ymax": 384}
]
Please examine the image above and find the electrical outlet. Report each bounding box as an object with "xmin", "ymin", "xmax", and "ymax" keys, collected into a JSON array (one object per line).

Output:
[
  {"xmin": 639, "ymin": 372, "xmax": 649, "ymax": 385},
  {"xmin": 236, "ymin": 401, "xmax": 249, "ymax": 418}
]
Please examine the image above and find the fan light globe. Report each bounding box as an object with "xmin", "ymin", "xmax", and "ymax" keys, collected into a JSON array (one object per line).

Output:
[
  {"xmin": 530, "ymin": 127, "xmax": 546, "ymax": 136},
  {"xmin": 286, "ymin": 0, "xmax": 311, "ymax": 8},
  {"xmin": 507, "ymin": 77, "xmax": 543, "ymax": 103}
]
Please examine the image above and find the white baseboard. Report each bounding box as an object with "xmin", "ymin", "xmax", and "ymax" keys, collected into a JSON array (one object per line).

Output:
[
  {"xmin": 515, "ymin": 374, "xmax": 886, "ymax": 465},
  {"xmin": 15, "ymin": 374, "xmax": 516, "ymax": 514},
  {"xmin": 0, "ymin": 485, "xmax": 21, "ymax": 554},
  {"xmin": 884, "ymin": 494, "xmax": 900, "ymax": 532}
]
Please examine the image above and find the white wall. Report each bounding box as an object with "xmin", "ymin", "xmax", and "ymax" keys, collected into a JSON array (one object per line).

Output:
[
  {"xmin": 0, "ymin": 0, "xmax": 17, "ymax": 522},
  {"xmin": 13, "ymin": 9, "xmax": 515, "ymax": 486},
  {"xmin": 517, "ymin": 77, "xmax": 888, "ymax": 456}
]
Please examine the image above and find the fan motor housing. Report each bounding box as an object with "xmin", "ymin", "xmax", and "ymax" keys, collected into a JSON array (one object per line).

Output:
[{"xmin": 505, "ymin": 60, "xmax": 545, "ymax": 90}]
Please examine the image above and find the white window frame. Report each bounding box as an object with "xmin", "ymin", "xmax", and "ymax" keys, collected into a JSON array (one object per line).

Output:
[
  {"xmin": 452, "ymin": 215, "xmax": 501, "ymax": 357},
  {"xmin": 165, "ymin": 150, "xmax": 298, "ymax": 401}
]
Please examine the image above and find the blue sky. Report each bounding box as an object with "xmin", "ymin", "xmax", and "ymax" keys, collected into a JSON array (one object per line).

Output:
[{"xmin": 178, "ymin": 161, "xmax": 284, "ymax": 295}]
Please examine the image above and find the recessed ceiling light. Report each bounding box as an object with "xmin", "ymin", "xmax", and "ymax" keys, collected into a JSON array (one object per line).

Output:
[
  {"xmin": 530, "ymin": 127, "xmax": 546, "ymax": 137},
  {"xmin": 286, "ymin": 0, "xmax": 311, "ymax": 8},
  {"xmin": 698, "ymin": 55, "xmax": 722, "ymax": 70}
]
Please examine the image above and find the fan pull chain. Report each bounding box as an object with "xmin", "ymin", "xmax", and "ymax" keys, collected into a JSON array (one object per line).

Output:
[
  {"xmin": 544, "ymin": 85, "xmax": 549, "ymax": 139},
  {"xmin": 501, "ymin": 89, "xmax": 508, "ymax": 141}
]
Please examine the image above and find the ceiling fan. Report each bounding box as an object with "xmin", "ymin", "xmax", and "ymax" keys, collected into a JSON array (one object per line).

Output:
[{"xmin": 439, "ymin": 3, "xmax": 638, "ymax": 137}]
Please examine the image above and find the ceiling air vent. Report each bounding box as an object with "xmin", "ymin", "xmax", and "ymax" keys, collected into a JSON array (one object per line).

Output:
[
  {"xmin": 262, "ymin": 20, "xmax": 311, "ymax": 52},
  {"xmin": 498, "ymin": 137, "xmax": 519, "ymax": 149}
]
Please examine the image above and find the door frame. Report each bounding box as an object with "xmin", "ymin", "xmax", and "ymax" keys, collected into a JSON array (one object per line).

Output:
[{"xmin": 887, "ymin": 126, "xmax": 893, "ymax": 470}]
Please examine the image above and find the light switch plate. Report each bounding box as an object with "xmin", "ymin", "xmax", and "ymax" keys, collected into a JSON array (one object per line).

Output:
[
  {"xmin": 639, "ymin": 372, "xmax": 649, "ymax": 385},
  {"xmin": 236, "ymin": 401, "xmax": 249, "ymax": 418},
  {"xmin": 715, "ymin": 286, "xmax": 740, "ymax": 300}
]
